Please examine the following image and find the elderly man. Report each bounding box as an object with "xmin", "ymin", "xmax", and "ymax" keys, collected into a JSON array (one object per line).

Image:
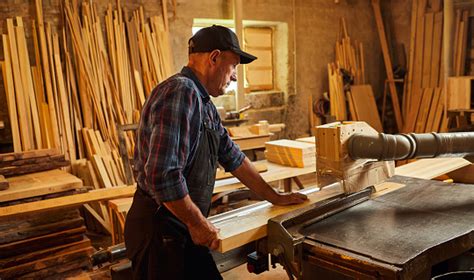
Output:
[{"xmin": 124, "ymin": 25, "xmax": 307, "ymax": 280}]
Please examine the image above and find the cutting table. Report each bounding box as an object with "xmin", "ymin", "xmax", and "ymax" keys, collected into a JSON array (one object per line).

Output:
[{"xmin": 266, "ymin": 175, "xmax": 474, "ymax": 279}]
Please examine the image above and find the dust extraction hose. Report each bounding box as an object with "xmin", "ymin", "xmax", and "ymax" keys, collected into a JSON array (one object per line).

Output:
[{"xmin": 347, "ymin": 132, "xmax": 474, "ymax": 160}]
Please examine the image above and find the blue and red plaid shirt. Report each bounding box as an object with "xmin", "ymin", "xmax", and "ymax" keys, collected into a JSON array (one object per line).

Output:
[{"xmin": 134, "ymin": 67, "xmax": 245, "ymax": 204}]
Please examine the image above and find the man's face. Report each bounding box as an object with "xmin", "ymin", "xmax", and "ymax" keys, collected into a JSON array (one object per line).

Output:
[{"xmin": 208, "ymin": 51, "xmax": 239, "ymax": 97}]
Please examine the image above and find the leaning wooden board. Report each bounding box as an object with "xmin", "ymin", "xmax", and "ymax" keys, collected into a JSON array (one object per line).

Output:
[{"xmin": 0, "ymin": 169, "xmax": 82, "ymax": 203}]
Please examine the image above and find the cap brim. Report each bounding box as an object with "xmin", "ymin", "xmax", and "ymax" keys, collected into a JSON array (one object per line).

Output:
[{"xmin": 231, "ymin": 48, "xmax": 257, "ymax": 64}]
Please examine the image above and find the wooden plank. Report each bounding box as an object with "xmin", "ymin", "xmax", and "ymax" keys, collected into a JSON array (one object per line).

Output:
[
  {"xmin": 91, "ymin": 155, "xmax": 113, "ymax": 188},
  {"xmin": 425, "ymin": 87, "xmax": 442, "ymax": 132},
  {"xmin": 16, "ymin": 17, "xmax": 42, "ymax": 149},
  {"xmin": 429, "ymin": 12, "xmax": 443, "ymax": 88},
  {"xmin": 213, "ymin": 186, "xmax": 344, "ymax": 252},
  {"xmin": 371, "ymin": 0, "xmax": 403, "ymax": 131},
  {"xmin": 0, "ymin": 217, "xmax": 84, "ymax": 245},
  {"xmin": 0, "ymin": 238, "xmax": 90, "ymax": 269},
  {"xmin": 1, "ymin": 36, "xmax": 21, "ymax": 152},
  {"xmin": 0, "ymin": 227, "xmax": 86, "ymax": 258},
  {"xmin": 405, "ymin": 0, "xmax": 419, "ymax": 114},
  {"xmin": 0, "ymin": 156, "xmax": 69, "ymax": 177},
  {"xmin": 431, "ymin": 88, "xmax": 445, "ymax": 132},
  {"xmin": 0, "ymin": 185, "xmax": 136, "ymax": 219},
  {"xmin": 0, "ymin": 247, "xmax": 93, "ymax": 279},
  {"xmin": 458, "ymin": 11, "xmax": 469, "ymax": 76},
  {"xmin": 0, "ymin": 170, "xmax": 82, "ymax": 203},
  {"xmin": 412, "ymin": 0, "xmax": 427, "ymax": 91},
  {"xmin": 346, "ymin": 91, "xmax": 358, "ymax": 121},
  {"xmin": 35, "ymin": 0, "xmax": 60, "ymax": 149},
  {"xmin": 349, "ymin": 85, "xmax": 383, "ymax": 132},
  {"xmin": 0, "ymin": 148, "xmax": 60, "ymax": 162},
  {"xmin": 415, "ymin": 88, "xmax": 434, "ymax": 132},
  {"xmin": 395, "ymin": 158, "xmax": 471, "ymax": 179},
  {"xmin": 447, "ymin": 164, "xmax": 474, "ymax": 184},
  {"xmin": 421, "ymin": 12, "xmax": 434, "ymax": 88},
  {"xmin": 54, "ymin": 46, "xmax": 75, "ymax": 162},
  {"xmin": 7, "ymin": 19, "xmax": 32, "ymax": 150}
]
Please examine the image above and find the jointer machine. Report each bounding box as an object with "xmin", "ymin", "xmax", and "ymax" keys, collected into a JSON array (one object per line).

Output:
[{"xmin": 92, "ymin": 122, "xmax": 474, "ymax": 279}]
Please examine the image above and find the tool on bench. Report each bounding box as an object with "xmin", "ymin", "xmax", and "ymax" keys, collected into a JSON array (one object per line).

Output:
[{"xmin": 225, "ymin": 105, "xmax": 252, "ymax": 120}]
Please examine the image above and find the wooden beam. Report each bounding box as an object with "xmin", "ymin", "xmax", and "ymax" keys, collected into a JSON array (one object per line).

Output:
[
  {"xmin": 371, "ymin": 0, "xmax": 403, "ymax": 131},
  {"xmin": 1, "ymin": 35, "xmax": 21, "ymax": 152},
  {"xmin": 0, "ymin": 185, "xmax": 136, "ymax": 219},
  {"xmin": 7, "ymin": 18, "xmax": 32, "ymax": 150},
  {"xmin": 35, "ymin": 0, "xmax": 60, "ymax": 149}
]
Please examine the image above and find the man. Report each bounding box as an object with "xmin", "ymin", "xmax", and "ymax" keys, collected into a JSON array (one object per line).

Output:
[{"xmin": 124, "ymin": 25, "xmax": 308, "ymax": 280}]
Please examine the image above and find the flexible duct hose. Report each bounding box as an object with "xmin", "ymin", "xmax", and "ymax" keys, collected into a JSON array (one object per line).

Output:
[{"xmin": 348, "ymin": 132, "xmax": 474, "ymax": 160}]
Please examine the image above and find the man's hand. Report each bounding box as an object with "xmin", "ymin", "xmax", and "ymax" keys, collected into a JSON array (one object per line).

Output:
[
  {"xmin": 187, "ymin": 219, "xmax": 220, "ymax": 250},
  {"xmin": 271, "ymin": 192, "xmax": 308, "ymax": 206},
  {"xmin": 163, "ymin": 195, "xmax": 220, "ymax": 250}
]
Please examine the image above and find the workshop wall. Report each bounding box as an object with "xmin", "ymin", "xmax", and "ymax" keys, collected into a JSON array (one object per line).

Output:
[{"xmin": 0, "ymin": 0, "xmax": 399, "ymax": 148}]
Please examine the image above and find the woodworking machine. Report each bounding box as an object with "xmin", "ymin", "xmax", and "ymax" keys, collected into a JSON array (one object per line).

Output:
[
  {"xmin": 91, "ymin": 122, "xmax": 474, "ymax": 279},
  {"xmin": 260, "ymin": 122, "xmax": 474, "ymax": 279}
]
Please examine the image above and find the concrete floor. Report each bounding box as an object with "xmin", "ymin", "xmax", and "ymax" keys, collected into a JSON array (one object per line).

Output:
[{"xmin": 222, "ymin": 263, "xmax": 289, "ymax": 280}]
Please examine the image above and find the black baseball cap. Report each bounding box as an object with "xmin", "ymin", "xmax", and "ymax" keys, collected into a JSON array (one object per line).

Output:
[{"xmin": 188, "ymin": 25, "xmax": 257, "ymax": 64}]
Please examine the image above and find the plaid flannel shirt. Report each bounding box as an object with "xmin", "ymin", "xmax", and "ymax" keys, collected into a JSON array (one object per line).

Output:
[{"xmin": 134, "ymin": 67, "xmax": 245, "ymax": 204}]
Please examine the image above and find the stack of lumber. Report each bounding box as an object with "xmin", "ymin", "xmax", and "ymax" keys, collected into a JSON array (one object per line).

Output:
[
  {"xmin": 0, "ymin": 208, "xmax": 93, "ymax": 279},
  {"xmin": 81, "ymin": 128, "xmax": 125, "ymax": 189},
  {"xmin": 328, "ymin": 18, "xmax": 365, "ymax": 121},
  {"xmin": 0, "ymin": 149, "xmax": 69, "ymax": 178},
  {"xmin": 346, "ymin": 85, "xmax": 383, "ymax": 132},
  {"xmin": 334, "ymin": 18, "xmax": 366, "ymax": 85},
  {"xmin": 265, "ymin": 139, "xmax": 316, "ymax": 168},
  {"xmin": 328, "ymin": 63, "xmax": 347, "ymax": 121},
  {"xmin": 1, "ymin": 0, "xmax": 174, "ymax": 191},
  {"xmin": 403, "ymin": 0, "xmax": 447, "ymax": 133}
]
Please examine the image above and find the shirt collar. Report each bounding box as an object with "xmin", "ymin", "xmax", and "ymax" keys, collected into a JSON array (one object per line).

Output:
[{"xmin": 180, "ymin": 66, "xmax": 210, "ymax": 103}]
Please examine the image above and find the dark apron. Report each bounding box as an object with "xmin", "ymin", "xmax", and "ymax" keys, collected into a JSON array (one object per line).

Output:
[{"xmin": 124, "ymin": 118, "xmax": 221, "ymax": 280}]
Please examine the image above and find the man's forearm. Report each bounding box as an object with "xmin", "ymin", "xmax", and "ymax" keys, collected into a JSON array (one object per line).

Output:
[
  {"xmin": 163, "ymin": 195, "xmax": 208, "ymax": 228},
  {"xmin": 163, "ymin": 194, "xmax": 220, "ymax": 249}
]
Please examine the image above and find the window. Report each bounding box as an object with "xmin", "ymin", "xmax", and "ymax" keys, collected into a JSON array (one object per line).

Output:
[{"xmin": 243, "ymin": 27, "xmax": 274, "ymax": 92}]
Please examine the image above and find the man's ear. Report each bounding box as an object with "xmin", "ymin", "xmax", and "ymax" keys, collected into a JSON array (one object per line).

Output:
[{"xmin": 209, "ymin": 49, "xmax": 221, "ymax": 64}]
